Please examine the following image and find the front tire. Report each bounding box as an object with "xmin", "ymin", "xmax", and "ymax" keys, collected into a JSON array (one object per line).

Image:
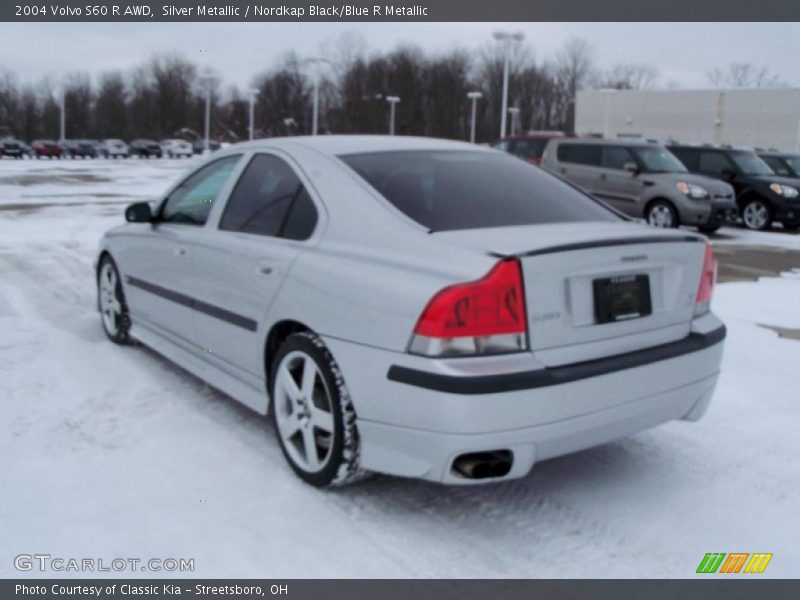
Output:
[
  {"xmin": 270, "ymin": 332, "xmax": 362, "ymax": 487},
  {"xmin": 97, "ymin": 256, "xmax": 131, "ymax": 344},
  {"xmin": 742, "ymin": 199, "xmax": 772, "ymax": 231},
  {"xmin": 646, "ymin": 200, "xmax": 679, "ymax": 228}
]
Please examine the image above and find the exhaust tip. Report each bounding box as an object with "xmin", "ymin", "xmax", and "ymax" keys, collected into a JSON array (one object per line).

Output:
[{"xmin": 451, "ymin": 450, "xmax": 513, "ymax": 480}]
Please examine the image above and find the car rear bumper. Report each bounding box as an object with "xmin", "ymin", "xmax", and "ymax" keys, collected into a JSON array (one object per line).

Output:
[{"xmin": 323, "ymin": 313, "xmax": 725, "ymax": 484}]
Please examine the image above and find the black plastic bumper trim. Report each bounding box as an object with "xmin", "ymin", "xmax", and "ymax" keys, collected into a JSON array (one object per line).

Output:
[
  {"xmin": 126, "ymin": 276, "xmax": 257, "ymax": 332},
  {"xmin": 387, "ymin": 325, "xmax": 726, "ymax": 395}
]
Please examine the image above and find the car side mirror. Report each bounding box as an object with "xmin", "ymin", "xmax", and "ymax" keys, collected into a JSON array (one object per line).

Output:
[
  {"xmin": 623, "ymin": 161, "xmax": 639, "ymax": 174},
  {"xmin": 125, "ymin": 202, "xmax": 153, "ymax": 223}
]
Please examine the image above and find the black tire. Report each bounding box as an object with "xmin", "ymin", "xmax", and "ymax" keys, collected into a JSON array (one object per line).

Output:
[
  {"xmin": 646, "ymin": 200, "xmax": 679, "ymax": 228},
  {"xmin": 741, "ymin": 198, "xmax": 772, "ymax": 231},
  {"xmin": 270, "ymin": 331, "xmax": 364, "ymax": 487},
  {"xmin": 698, "ymin": 224, "xmax": 721, "ymax": 234},
  {"xmin": 97, "ymin": 255, "xmax": 132, "ymax": 345}
]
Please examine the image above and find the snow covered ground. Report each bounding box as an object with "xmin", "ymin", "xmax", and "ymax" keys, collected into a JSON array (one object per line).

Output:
[{"xmin": 1, "ymin": 158, "xmax": 799, "ymax": 578}]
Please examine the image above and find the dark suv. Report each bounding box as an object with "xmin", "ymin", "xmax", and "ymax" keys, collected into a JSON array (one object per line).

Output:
[
  {"xmin": 492, "ymin": 132, "xmax": 567, "ymax": 165},
  {"xmin": 668, "ymin": 144, "xmax": 800, "ymax": 231}
]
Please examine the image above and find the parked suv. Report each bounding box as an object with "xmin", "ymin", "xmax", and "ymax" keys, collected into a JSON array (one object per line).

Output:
[
  {"xmin": 492, "ymin": 131, "xmax": 567, "ymax": 165},
  {"xmin": 542, "ymin": 139, "xmax": 737, "ymax": 232},
  {"xmin": 668, "ymin": 144, "xmax": 800, "ymax": 231},
  {"xmin": 757, "ymin": 150, "xmax": 800, "ymax": 179}
]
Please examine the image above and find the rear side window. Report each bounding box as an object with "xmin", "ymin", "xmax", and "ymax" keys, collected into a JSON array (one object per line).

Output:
[
  {"xmin": 339, "ymin": 150, "xmax": 618, "ymax": 232},
  {"xmin": 557, "ymin": 143, "xmax": 602, "ymax": 166},
  {"xmin": 602, "ymin": 146, "xmax": 635, "ymax": 170},
  {"xmin": 219, "ymin": 154, "xmax": 318, "ymax": 240}
]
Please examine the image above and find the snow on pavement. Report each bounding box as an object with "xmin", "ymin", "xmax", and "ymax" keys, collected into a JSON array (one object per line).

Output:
[{"xmin": 1, "ymin": 158, "xmax": 799, "ymax": 578}]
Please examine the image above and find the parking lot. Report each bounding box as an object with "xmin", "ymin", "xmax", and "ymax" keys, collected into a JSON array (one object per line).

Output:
[{"xmin": 1, "ymin": 158, "xmax": 799, "ymax": 578}]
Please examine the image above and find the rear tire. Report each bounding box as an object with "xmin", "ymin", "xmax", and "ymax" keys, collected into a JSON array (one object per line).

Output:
[
  {"xmin": 698, "ymin": 224, "xmax": 721, "ymax": 234},
  {"xmin": 97, "ymin": 255, "xmax": 131, "ymax": 345},
  {"xmin": 646, "ymin": 200, "xmax": 679, "ymax": 228},
  {"xmin": 270, "ymin": 332, "xmax": 364, "ymax": 487}
]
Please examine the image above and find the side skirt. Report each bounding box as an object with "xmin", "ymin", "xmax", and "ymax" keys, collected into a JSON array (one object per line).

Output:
[{"xmin": 131, "ymin": 320, "xmax": 269, "ymax": 415}]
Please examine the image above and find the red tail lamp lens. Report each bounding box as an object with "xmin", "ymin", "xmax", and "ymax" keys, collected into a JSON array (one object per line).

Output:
[{"xmin": 414, "ymin": 259, "xmax": 527, "ymax": 338}]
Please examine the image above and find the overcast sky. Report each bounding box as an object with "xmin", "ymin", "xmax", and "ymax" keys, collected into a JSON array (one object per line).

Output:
[{"xmin": 1, "ymin": 22, "xmax": 798, "ymax": 90}]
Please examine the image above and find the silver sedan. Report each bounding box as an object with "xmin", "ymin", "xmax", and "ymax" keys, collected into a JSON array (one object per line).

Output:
[{"xmin": 96, "ymin": 135, "xmax": 726, "ymax": 486}]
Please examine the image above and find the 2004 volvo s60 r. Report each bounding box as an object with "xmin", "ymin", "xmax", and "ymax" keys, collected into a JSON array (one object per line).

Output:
[{"xmin": 96, "ymin": 135, "xmax": 725, "ymax": 486}]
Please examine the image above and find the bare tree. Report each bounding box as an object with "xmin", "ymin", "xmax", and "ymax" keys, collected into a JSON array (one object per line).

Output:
[
  {"xmin": 601, "ymin": 63, "xmax": 659, "ymax": 90},
  {"xmin": 707, "ymin": 63, "xmax": 785, "ymax": 89},
  {"xmin": 553, "ymin": 37, "xmax": 596, "ymax": 133}
]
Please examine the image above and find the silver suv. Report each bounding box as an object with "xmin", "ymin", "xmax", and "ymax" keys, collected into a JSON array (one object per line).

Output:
[{"xmin": 542, "ymin": 138, "xmax": 738, "ymax": 232}]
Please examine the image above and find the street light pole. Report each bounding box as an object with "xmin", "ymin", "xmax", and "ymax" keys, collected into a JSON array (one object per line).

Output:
[
  {"xmin": 493, "ymin": 30, "xmax": 524, "ymax": 139},
  {"xmin": 59, "ymin": 88, "xmax": 66, "ymax": 141},
  {"xmin": 303, "ymin": 57, "xmax": 331, "ymax": 135},
  {"xmin": 508, "ymin": 106, "xmax": 520, "ymax": 136},
  {"xmin": 247, "ymin": 88, "xmax": 258, "ymax": 141},
  {"xmin": 386, "ymin": 96, "xmax": 400, "ymax": 135},
  {"xmin": 467, "ymin": 91, "xmax": 483, "ymax": 143},
  {"xmin": 199, "ymin": 69, "xmax": 214, "ymax": 153}
]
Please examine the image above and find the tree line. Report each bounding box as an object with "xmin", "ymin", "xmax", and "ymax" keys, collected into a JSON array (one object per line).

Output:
[{"xmin": 0, "ymin": 33, "xmax": 786, "ymax": 144}]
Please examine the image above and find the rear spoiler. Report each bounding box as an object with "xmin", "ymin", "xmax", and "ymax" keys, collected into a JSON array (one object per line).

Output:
[{"xmin": 489, "ymin": 234, "xmax": 703, "ymax": 259}]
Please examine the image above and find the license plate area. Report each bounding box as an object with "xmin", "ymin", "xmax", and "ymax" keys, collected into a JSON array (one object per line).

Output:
[{"xmin": 593, "ymin": 274, "xmax": 652, "ymax": 324}]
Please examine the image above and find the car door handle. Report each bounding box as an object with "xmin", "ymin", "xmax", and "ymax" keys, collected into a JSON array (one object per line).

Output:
[
  {"xmin": 599, "ymin": 173, "xmax": 607, "ymax": 180},
  {"xmin": 174, "ymin": 248, "xmax": 187, "ymax": 256},
  {"xmin": 257, "ymin": 265, "xmax": 273, "ymax": 275}
]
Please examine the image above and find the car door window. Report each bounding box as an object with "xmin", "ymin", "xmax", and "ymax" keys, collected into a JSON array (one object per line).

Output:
[
  {"xmin": 602, "ymin": 146, "xmax": 635, "ymax": 170},
  {"xmin": 557, "ymin": 144, "xmax": 602, "ymax": 166},
  {"xmin": 698, "ymin": 152, "xmax": 734, "ymax": 176},
  {"xmin": 762, "ymin": 156, "xmax": 790, "ymax": 176},
  {"xmin": 511, "ymin": 139, "xmax": 547, "ymax": 160},
  {"xmin": 161, "ymin": 156, "xmax": 241, "ymax": 225},
  {"xmin": 219, "ymin": 153, "xmax": 318, "ymax": 241}
]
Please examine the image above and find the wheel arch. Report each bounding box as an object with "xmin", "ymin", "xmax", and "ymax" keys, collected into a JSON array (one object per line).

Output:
[
  {"xmin": 644, "ymin": 197, "xmax": 679, "ymax": 222},
  {"xmin": 264, "ymin": 319, "xmax": 315, "ymax": 405}
]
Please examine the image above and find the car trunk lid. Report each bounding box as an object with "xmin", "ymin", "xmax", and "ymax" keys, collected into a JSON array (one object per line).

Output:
[{"xmin": 434, "ymin": 222, "xmax": 706, "ymax": 366}]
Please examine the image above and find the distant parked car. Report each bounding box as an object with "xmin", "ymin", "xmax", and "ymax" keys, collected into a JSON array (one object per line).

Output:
[
  {"xmin": 161, "ymin": 139, "xmax": 193, "ymax": 158},
  {"xmin": 59, "ymin": 139, "xmax": 78, "ymax": 157},
  {"xmin": 492, "ymin": 132, "xmax": 568, "ymax": 165},
  {"xmin": 0, "ymin": 138, "xmax": 25, "ymax": 159},
  {"xmin": 542, "ymin": 138, "xmax": 738, "ymax": 233},
  {"xmin": 99, "ymin": 139, "xmax": 130, "ymax": 158},
  {"xmin": 71, "ymin": 140, "xmax": 99, "ymax": 158},
  {"xmin": 130, "ymin": 139, "xmax": 163, "ymax": 158},
  {"xmin": 32, "ymin": 139, "xmax": 64, "ymax": 159},
  {"xmin": 669, "ymin": 144, "xmax": 800, "ymax": 231},
  {"xmin": 19, "ymin": 141, "xmax": 35, "ymax": 158},
  {"xmin": 757, "ymin": 151, "xmax": 800, "ymax": 179},
  {"xmin": 192, "ymin": 139, "xmax": 221, "ymax": 154}
]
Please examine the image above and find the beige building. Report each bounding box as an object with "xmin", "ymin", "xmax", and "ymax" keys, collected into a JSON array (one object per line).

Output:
[{"xmin": 575, "ymin": 88, "xmax": 800, "ymax": 152}]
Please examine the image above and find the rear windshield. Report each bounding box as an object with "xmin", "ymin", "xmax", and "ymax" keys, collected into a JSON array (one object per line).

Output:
[{"xmin": 339, "ymin": 150, "xmax": 619, "ymax": 231}]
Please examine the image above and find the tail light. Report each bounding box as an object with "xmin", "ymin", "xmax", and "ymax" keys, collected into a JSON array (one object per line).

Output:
[
  {"xmin": 694, "ymin": 242, "xmax": 717, "ymax": 317},
  {"xmin": 409, "ymin": 259, "xmax": 528, "ymax": 357}
]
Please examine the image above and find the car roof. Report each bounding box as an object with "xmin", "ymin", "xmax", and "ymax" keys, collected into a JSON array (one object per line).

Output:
[{"xmin": 228, "ymin": 135, "xmax": 492, "ymax": 158}]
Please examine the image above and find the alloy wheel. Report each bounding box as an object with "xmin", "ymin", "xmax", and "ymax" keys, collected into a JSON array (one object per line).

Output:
[{"xmin": 273, "ymin": 350, "xmax": 336, "ymax": 474}]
